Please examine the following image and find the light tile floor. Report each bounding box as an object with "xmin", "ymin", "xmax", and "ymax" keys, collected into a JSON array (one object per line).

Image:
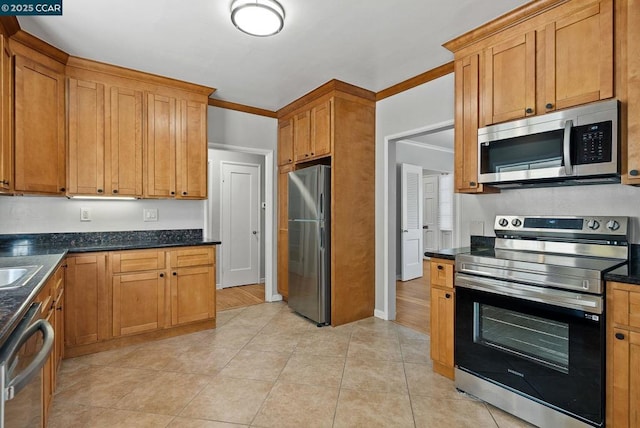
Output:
[{"xmin": 49, "ymin": 302, "xmax": 535, "ymax": 427}]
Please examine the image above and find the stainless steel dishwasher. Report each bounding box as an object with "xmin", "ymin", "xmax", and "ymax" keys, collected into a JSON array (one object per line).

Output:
[{"xmin": 0, "ymin": 302, "xmax": 54, "ymax": 428}]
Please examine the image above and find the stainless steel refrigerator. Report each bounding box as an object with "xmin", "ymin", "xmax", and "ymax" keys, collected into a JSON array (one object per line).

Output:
[{"xmin": 288, "ymin": 165, "xmax": 331, "ymax": 325}]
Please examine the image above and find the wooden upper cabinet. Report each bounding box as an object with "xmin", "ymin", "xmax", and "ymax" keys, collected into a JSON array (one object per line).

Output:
[
  {"xmin": 483, "ymin": 31, "xmax": 536, "ymax": 125},
  {"xmin": 293, "ymin": 110, "xmax": 311, "ymax": 162},
  {"xmin": 278, "ymin": 118, "xmax": 294, "ymax": 166},
  {"xmin": 455, "ymin": 54, "xmax": 482, "ymax": 193},
  {"xmin": 625, "ymin": 0, "xmax": 640, "ymax": 184},
  {"xmin": 67, "ymin": 78, "xmax": 105, "ymax": 196},
  {"xmin": 278, "ymin": 164, "xmax": 292, "ymax": 230},
  {"xmin": 0, "ymin": 35, "xmax": 11, "ymax": 193},
  {"xmin": 311, "ymin": 99, "xmax": 332, "ymax": 158},
  {"xmin": 108, "ymin": 87, "xmax": 143, "ymax": 197},
  {"xmin": 14, "ymin": 54, "xmax": 65, "ymax": 194},
  {"xmin": 145, "ymin": 93, "xmax": 177, "ymax": 198},
  {"xmin": 544, "ymin": 0, "xmax": 613, "ymax": 112},
  {"xmin": 176, "ymin": 99, "xmax": 207, "ymax": 199}
]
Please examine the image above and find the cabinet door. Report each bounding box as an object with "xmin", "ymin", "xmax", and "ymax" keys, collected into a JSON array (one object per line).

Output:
[
  {"xmin": 610, "ymin": 328, "xmax": 640, "ymax": 427},
  {"xmin": 145, "ymin": 93, "xmax": 177, "ymax": 198},
  {"xmin": 293, "ymin": 110, "xmax": 312, "ymax": 162},
  {"xmin": 53, "ymin": 287, "xmax": 64, "ymax": 381},
  {"xmin": 112, "ymin": 271, "xmax": 166, "ymax": 336},
  {"xmin": 67, "ymin": 78, "xmax": 105, "ymax": 196},
  {"xmin": 176, "ymin": 99, "xmax": 207, "ymax": 199},
  {"xmin": 483, "ymin": 31, "xmax": 536, "ymax": 125},
  {"xmin": 430, "ymin": 287, "xmax": 454, "ymax": 379},
  {"xmin": 626, "ymin": 0, "xmax": 640, "ymax": 184},
  {"xmin": 109, "ymin": 87, "xmax": 143, "ymax": 197},
  {"xmin": 311, "ymin": 99, "xmax": 332, "ymax": 158},
  {"xmin": 65, "ymin": 253, "xmax": 108, "ymax": 346},
  {"xmin": 42, "ymin": 306, "xmax": 54, "ymax": 426},
  {"xmin": 278, "ymin": 165, "xmax": 292, "ymax": 230},
  {"xmin": 0, "ymin": 35, "xmax": 11, "ymax": 193},
  {"xmin": 278, "ymin": 118, "xmax": 294, "ymax": 166},
  {"xmin": 544, "ymin": 0, "xmax": 613, "ymax": 112},
  {"xmin": 14, "ymin": 54, "xmax": 65, "ymax": 194},
  {"xmin": 170, "ymin": 266, "xmax": 215, "ymax": 325},
  {"xmin": 455, "ymin": 54, "xmax": 482, "ymax": 193}
]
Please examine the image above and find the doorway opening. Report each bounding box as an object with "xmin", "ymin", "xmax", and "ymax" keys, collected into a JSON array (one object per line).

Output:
[
  {"xmin": 205, "ymin": 143, "xmax": 277, "ymax": 311},
  {"xmin": 382, "ymin": 120, "xmax": 460, "ymax": 328}
]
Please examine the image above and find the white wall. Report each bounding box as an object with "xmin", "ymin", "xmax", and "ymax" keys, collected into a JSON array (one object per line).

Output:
[
  {"xmin": 395, "ymin": 142, "xmax": 453, "ymax": 170},
  {"xmin": 458, "ymin": 184, "xmax": 640, "ymax": 244},
  {"xmin": 375, "ymin": 73, "xmax": 455, "ymax": 317},
  {"xmin": 0, "ymin": 197, "xmax": 203, "ymax": 234}
]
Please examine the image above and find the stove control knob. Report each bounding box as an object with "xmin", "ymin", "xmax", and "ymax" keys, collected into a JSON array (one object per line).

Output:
[
  {"xmin": 587, "ymin": 219, "xmax": 600, "ymax": 230},
  {"xmin": 498, "ymin": 218, "xmax": 509, "ymax": 227},
  {"xmin": 511, "ymin": 218, "xmax": 522, "ymax": 227},
  {"xmin": 607, "ymin": 220, "xmax": 620, "ymax": 231}
]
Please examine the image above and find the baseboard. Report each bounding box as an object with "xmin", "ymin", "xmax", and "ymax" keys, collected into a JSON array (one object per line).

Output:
[
  {"xmin": 374, "ymin": 309, "xmax": 388, "ymax": 320},
  {"xmin": 267, "ymin": 294, "xmax": 283, "ymax": 303}
]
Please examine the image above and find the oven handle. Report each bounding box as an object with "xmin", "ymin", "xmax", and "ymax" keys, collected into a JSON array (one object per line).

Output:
[
  {"xmin": 455, "ymin": 273, "xmax": 603, "ymax": 314},
  {"xmin": 563, "ymin": 119, "xmax": 573, "ymax": 176}
]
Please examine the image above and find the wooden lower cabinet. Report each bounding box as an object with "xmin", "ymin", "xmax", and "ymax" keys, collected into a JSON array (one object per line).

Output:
[
  {"xmin": 607, "ymin": 281, "xmax": 640, "ymax": 427},
  {"xmin": 429, "ymin": 258, "xmax": 455, "ymax": 379},
  {"xmin": 64, "ymin": 246, "xmax": 216, "ymax": 358},
  {"xmin": 64, "ymin": 253, "xmax": 109, "ymax": 347},
  {"xmin": 171, "ymin": 265, "xmax": 215, "ymax": 325},
  {"xmin": 112, "ymin": 271, "xmax": 167, "ymax": 336}
]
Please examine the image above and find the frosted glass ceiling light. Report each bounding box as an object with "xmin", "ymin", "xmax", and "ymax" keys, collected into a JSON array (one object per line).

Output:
[{"xmin": 231, "ymin": 0, "xmax": 285, "ymax": 37}]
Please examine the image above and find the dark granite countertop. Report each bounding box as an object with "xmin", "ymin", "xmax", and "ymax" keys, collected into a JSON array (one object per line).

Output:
[
  {"xmin": 424, "ymin": 236, "xmax": 495, "ymax": 261},
  {"xmin": 424, "ymin": 247, "xmax": 469, "ymax": 261},
  {"xmin": 603, "ymin": 245, "xmax": 640, "ymax": 285},
  {"xmin": 0, "ymin": 252, "xmax": 66, "ymax": 348},
  {"xmin": 0, "ymin": 229, "xmax": 221, "ymax": 348}
]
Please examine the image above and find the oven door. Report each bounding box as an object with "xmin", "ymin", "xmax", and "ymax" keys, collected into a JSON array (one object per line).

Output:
[{"xmin": 455, "ymin": 273, "xmax": 604, "ymax": 427}]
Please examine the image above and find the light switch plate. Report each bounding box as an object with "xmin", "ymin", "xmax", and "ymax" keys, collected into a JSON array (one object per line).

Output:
[
  {"xmin": 80, "ymin": 208, "xmax": 91, "ymax": 222},
  {"xmin": 143, "ymin": 208, "xmax": 158, "ymax": 222}
]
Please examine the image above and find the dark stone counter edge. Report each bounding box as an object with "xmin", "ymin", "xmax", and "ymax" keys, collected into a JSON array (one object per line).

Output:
[{"xmin": 0, "ymin": 238, "xmax": 221, "ymax": 348}]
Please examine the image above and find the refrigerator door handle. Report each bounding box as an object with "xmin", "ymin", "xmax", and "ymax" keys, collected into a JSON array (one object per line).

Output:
[
  {"xmin": 320, "ymin": 193, "xmax": 323, "ymax": 215},
  {"xmin": 320, "ymin": 226, "xmax": 324, "ymax": 249}
]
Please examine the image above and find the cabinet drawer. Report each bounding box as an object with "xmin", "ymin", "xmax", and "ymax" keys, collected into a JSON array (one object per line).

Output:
[
  {"xmin": 430, "ymin": 259, "xmax": 455, "ymax": 289},
  {"xmin": 111, "ymin": 249, "xmax": 165, "ymax": 273},
  {"xmin": 170, "ymin": 246, "xmax": 214, "ymax": 268},
  {"xmin": 611, "ymin": 284, "xmax": 640, "ymax": 329}
]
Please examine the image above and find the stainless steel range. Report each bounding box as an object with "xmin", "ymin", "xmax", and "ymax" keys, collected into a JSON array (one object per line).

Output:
[{"xmin": 454, "ymin": 215, "xmax": 629, "ymax": 428}]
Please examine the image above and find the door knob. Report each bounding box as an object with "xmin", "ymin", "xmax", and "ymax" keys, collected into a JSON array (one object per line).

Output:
[
  {"xmin": 252, "ymin": 231, "xmax": 258, "ymax": 235},
  {"xmin": 402, "ymin": 229, "xmax": 408, "ymax": 233},
  {"xmin": 423, "ymin": 225, "xmax": 429, "ymax": 229}
]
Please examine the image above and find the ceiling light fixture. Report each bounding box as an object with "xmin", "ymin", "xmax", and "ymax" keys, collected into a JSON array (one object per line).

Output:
[{"xmin": 230, "ymin": 0, "xmax": 285, "ymax": 37}]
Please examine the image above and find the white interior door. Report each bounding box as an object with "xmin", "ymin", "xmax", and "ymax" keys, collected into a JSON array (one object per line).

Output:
[
  {"xmin": 423, "ymin": 175, "xmax": 439, "ymax": 253},
  {"xmin": 401, "ymin": 163, "xmax": 423, "ymax": 281},
  {"xmin": 221, "ymin": 162, "xmax": 260, "ymax": 288}
]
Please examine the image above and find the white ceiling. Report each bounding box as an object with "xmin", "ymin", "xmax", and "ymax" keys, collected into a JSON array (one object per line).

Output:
[{"xmin": 18, "ymin": 0, "xmax": 529, "ymax": 111}]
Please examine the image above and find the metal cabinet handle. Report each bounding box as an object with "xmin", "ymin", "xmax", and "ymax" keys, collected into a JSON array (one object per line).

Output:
[
  {"xmin": 182, "ymin": 191, "xmax": 188, "ymax": 196},
  {"xmin": 97, "ymin": 189, "xmax": 103, "ymax": 193},
  {"xmin": 112, "ymin": 189, "xmax": 119, "ymax": 194},
  {"xmin": 545, "ymin": 103, "xmax": 553, "ymax": 109},
  {"xmin": 615, "ymin": 332, "xmax": 625, "ymax": 340},
  {"xmin": 630, "ymin": 169, "xmax": 639, "ymax": 177},
  {"xmin": 525, "ymin": 107, "xmax": 534, "ymax": 114},
  {"xmin": 172, "ymin": 272, "xmax": 177, "ymax": 276},
  {"xmin": 170, "ymin": 191, "xmax": 175, "ymax": 195},
  {"xmin": 469, "ymin": 181, "xmax": 476, "ymax": 187},
  {"xmin": 437, "ymin": 265, "xmax": 444, "ymax": 270},
  {"xmin": 159, "ymin": 273, "xmax": 164, "ymax": 278},
  {"xmin": 445, "ymin": 293, "xmax": 451, "ymax": 299}
]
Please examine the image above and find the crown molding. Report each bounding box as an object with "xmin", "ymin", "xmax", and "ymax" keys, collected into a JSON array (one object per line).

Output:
[
  {"xmin": 208, "ymin": 98, "xmax": 277, "ymax": 118},
  {"xmin": 376, "ymin": 61, "xmax": 454, "ymax": 101}
]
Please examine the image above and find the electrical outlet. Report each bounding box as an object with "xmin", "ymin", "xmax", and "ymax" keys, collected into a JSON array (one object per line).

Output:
[
  {"xmin": 80, "ymin": 208, "xmax": 91, "ymax": 222},
  {"xmin": 143, "ymin": 208, "xmax": 158, "ymax": 222}
]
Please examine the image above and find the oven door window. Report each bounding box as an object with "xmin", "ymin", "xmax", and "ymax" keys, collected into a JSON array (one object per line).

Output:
[{"xmin": 475, "ymin": 303, "xmax": 569, "ymax": 373}]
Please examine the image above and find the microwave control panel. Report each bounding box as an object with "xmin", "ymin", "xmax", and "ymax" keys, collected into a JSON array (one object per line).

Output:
[{"xmin": 573, "ymin": 121, "xmax": 612, "ymax": 164}]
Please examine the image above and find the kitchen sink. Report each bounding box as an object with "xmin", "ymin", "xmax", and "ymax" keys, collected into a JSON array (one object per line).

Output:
[{"xmin": 0, "ymin": 265, "xmax": 43, "ymax": 289}]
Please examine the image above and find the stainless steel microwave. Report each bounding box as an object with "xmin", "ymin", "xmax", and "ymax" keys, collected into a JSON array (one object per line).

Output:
[{"xmin": 477, "ymin": 99, "xmax": 619, "ymax": 188}]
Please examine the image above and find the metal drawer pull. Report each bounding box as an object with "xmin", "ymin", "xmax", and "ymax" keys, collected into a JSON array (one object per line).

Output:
[{"xmin": 615, "ymin": 332, "xmax": 625, "ymax": 340}]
